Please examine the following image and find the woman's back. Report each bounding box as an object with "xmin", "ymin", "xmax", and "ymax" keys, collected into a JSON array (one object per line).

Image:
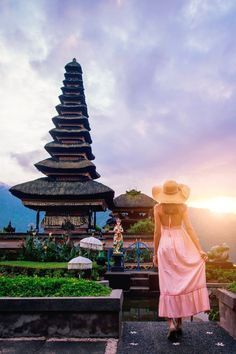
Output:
[{"xmin": 157, "ymin": 203, "xmax": 187, "ymax": 227}]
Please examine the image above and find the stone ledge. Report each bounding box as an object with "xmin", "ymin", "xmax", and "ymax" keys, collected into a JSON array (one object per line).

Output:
[
  {"xmin": 217, "ymin": 288, "xmax": 236, "ymax": 310},
  {"xmin": 0, "ymin": 289, "xmax": 123, "ymax": 312}
]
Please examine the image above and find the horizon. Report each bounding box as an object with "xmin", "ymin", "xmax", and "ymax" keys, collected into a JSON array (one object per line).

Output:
[{"xmin": 1, "ymin": 1, "xmax": 236, "ymax": 213}]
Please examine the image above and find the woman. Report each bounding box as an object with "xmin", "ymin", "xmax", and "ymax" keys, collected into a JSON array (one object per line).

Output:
[{"xmin": 152, "ymin": 180, "xmax": 210, "ymax": 340}]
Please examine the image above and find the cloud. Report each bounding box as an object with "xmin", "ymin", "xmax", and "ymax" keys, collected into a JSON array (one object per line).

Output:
[{"xmin": 0, "ymin": 0, "xmax": 236, "ymax": 201}]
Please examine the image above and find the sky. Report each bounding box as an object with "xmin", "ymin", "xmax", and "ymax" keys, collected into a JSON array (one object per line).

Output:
[{"xmin": 1, "ymin": 0, "xmax": 236, "ymax": 210}]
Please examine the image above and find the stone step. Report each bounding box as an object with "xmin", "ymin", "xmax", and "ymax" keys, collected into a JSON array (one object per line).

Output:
[
  {"xmin": 129, "ymin": 273, "xmax": 149, "ymax": 279},
  {"xmin": 129, "ymin": 286, "xmax": 150, "ymax": 296},
  {"xmin": 130, "ymin": 286, "xmax": 150, "ymax": 290},
  {"xmin": 130, "ymin": 278, "xmax": 149, "ymax": 287}
]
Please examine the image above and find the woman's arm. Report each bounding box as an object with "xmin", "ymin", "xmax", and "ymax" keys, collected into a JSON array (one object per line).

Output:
[
  {"xmin": 183, "ymin": 207, "xmax": 208, "ymax": 261},
  {"xmin": 153, "ymin": 205, "xmax": 161, "ymax": 265}
]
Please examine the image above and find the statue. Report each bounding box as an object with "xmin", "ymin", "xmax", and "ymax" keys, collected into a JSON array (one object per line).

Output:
[
  {"xmin": 113, "ymin": 218, "xmax": 124, "ymax": 255},
  {"xmin": 207, "ymin": 243, "xmax": 230, "ymax": 262}
]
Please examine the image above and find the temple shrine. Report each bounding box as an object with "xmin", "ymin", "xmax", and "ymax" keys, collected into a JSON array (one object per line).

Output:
[
  {"xmin": 109, "ymin": 189, "xmax": 156, "ymax": 232},
  {"xmin": 10, "ymin": 59, "xmax": 114, "ymax": 233}
]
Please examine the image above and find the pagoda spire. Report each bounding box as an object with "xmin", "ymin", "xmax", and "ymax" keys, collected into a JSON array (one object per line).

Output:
[{"xmin": 35, "ymin": 59, "xmax": 100, "ymax": 181}]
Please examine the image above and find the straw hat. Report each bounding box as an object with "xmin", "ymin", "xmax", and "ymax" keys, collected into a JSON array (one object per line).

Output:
[{"xmin": 152, "ymin": 180, "xmax": 190, "ymax": 204}]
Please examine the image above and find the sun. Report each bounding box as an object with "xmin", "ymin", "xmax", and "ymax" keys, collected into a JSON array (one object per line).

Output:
[{"xmin": 189, "ymin": 197, "xmax": 236, "ymax": 215}]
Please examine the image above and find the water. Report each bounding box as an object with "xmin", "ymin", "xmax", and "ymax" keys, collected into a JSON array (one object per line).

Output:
[{"xmin": 122, "ymin": 296, "xmax": 164, "ymax": 321}]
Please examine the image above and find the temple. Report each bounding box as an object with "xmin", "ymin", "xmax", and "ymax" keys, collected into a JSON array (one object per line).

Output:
[
  {"xmin": 10, "ymin": 59, "xmax": 114, "ymax": 233},
  {"xmin": 108, "ymin": 190, "xmax": 156, "ymax": 232}
]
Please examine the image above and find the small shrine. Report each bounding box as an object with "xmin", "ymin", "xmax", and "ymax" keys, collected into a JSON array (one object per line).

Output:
[
  {"xmin": 10, "ymin": 59, "xmax": 114, "ymax": 233},
  {"xmin": 110, "ymin": 189, "xmax": 156, "ymax": 232}
]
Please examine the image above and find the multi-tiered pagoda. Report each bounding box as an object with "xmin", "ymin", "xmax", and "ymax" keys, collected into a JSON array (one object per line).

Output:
[{"xmin": 10, "ymin": 59, "xmax": 114, "ymax": 233}]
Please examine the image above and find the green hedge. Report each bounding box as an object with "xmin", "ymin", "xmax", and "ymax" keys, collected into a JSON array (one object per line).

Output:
[
  {"xmin": 0, "ymin": 261, "xmax": 106, "ymax": 280},
  {"xmin": 0, "ymin": 276, "xmax": 111, "ymax": 297}
]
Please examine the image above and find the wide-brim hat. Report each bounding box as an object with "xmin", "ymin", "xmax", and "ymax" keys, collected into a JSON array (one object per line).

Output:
[{"xmin": 152, "ymin": 180, "xmax": 190, "ymax": 204}]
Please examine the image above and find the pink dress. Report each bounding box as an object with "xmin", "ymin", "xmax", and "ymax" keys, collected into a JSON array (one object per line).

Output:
[{"xmin": 157, "ymin": 209, "xmax": 210, "ymax": 318}]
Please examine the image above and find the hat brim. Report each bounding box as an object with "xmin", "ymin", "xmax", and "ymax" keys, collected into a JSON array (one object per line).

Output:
[
  {"xmin": 154, "ymin": 191, "xmax": 188, "ymax": 204},
  {"xmin": 152, "ymin": 183, "xmax": 190, "ymax": 204}
]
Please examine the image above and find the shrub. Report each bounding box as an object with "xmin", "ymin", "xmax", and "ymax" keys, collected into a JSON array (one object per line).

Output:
[
  {"xmin": 208, "ymin": 309, "xmax": 220, "ymax": 321},
  {"xmin": 127, "ymin": 219, "xmax": 154, "ymax": 234},
  {"xmin": 206, "ymin": 268, "xmax": 236, "ymax": 283},
  {"xmin": 0, "ymin": 276, "xmax": 111, "ymax": 297},
  {"xmin": 228, "ymin": 282, "xmax": 236, "ymax": 293},
  {"xmin": 0, "ymin": 261, "xmax": 105, "ymax": 281},
  {"xmin": 19, "ymin": 235, "xmax": 80, "ymax": 262}
]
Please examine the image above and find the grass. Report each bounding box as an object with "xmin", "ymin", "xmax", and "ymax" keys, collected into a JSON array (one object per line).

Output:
[
  {"xmin": 0, "ymin": 261, "xmax": 67, "ymax": 269},
  {"xmin": 0, "ymin": 276, "xmax": 111, "ymax": 297}
]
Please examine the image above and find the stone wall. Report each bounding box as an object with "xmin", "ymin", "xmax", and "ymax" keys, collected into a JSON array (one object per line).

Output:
[{"xmin": 0, "ymin": 290, "xmax": 123, "ymax": 338}]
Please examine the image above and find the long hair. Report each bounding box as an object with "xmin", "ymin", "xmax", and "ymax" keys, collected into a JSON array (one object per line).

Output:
[{"xmin": 160, "ymin": 203, "xmax": 184, "ymax": 215}]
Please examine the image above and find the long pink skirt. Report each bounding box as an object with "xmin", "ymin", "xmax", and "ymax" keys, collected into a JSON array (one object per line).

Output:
[{"xmin": 158, "ymin": 227, "xmax": 210, "ymax": 318}]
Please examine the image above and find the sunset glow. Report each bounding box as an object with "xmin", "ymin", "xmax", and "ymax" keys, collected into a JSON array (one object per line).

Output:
[{"xmin": 189, "ymin": 197, "xmax": 236, "ymax": 215}]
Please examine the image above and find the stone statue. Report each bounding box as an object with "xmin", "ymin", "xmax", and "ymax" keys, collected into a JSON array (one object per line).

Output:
[
  {"xmin": 207, "ymin": 243, "xmax": 230, "ymax": 262},
  {"xmin": 113, "ymin": 218, "xmax": 124, "ymax": 254}
]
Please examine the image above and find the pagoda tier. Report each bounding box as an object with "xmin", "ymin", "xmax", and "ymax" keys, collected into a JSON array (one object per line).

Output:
[
  {"xmin": 35, "ymin": 158, "xmax": 100, "ymax": 180},
  {"xmin": 61, "ymin": 86, "xmax": 84, "ymax": 95},
  {"xmin": 49, "ymin": 128, "xmax": 92, "ymax": 144},
  {"xmin": 52, "ymin": 115, "xmax": 90, "ymax": 131},
  {"xmin": 59, "ymin": 94, "xmax": 86, "ymax": 105},
  {"xmin": 10, "ymin": 178, "xmax": 113, "ymax": 211},
  {"xmin": 45, "ymin": 142, "xmax": 95, "ymax": 160},
  {"xmin": 55, "ymin": 104, "xmax": 88, "ymax": 116}
]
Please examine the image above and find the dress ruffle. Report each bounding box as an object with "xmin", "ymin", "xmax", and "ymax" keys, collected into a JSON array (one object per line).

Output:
[{"xmin": 159, "ymin": 286, "xmax": 210, "ymax": 318}]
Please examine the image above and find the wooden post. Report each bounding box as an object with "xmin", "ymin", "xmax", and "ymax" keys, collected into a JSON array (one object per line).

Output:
[
  {"xmin": 94, "ymin": 211, "xmax": 96, "ymax": 229},
  {"xmin": 88, "ymin": 210, "xmax": 92, "ymax": 229},
  {"xmin": 36, "ymin": 210, "xmax": 40, "ymax": 231}
]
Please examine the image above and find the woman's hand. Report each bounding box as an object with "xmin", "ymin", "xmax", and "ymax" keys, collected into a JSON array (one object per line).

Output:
[
  {"xmin": 153, "ymin": 255, "xmax": 158, "ymax": 267},
  {"xmin": 199, "ymin": 250, "xmax": 208, "ymax": 262}
]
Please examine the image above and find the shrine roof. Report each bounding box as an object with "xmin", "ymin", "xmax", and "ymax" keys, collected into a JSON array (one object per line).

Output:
[{"xmin": 114, "ymin": 193, "xmax": 156, "ymax": 209}]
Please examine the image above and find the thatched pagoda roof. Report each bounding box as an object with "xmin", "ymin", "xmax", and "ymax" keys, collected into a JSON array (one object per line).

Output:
[
  {"xmin": 10, "ymin": 178, "xmax": 114, "ymax": 200},
  {"xmin": 114, "ymin": 191, "xmax": 156, "ymax": 209}
]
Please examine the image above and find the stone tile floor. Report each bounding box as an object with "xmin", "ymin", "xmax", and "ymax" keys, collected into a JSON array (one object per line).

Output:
[
  {"xmin": 117, "ymin": 322, "xmax": 236, "ymax": 354},
  {"xmin": 0, "ymin": 322, "xmax": 235, "ymax": 354}
]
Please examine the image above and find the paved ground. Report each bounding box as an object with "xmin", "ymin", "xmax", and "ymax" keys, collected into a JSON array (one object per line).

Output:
[
  {"xmin": 0, "ymin": 338, "xmax": 118, "ymax": 354},
  {"xmin": 0, "ymin": 322, "xmax": 235, "ymax": 354},
  {"xmin": 117, "ymin": 322, "xmax": 236, "ymax": 354}
]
